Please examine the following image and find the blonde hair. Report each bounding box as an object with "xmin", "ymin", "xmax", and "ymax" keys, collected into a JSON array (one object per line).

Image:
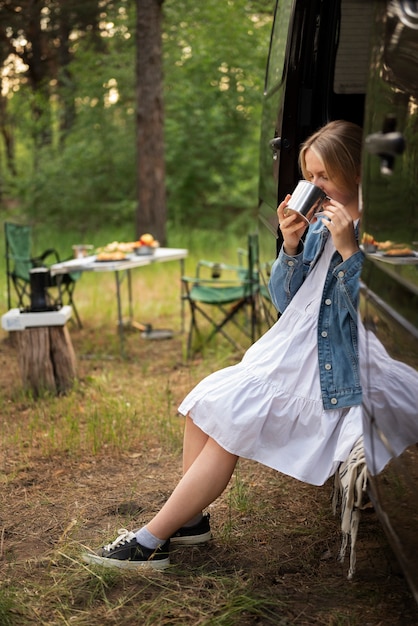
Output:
[{"xmin": 299, "ymin": 120, "xmax": 362, "ymax": 194}]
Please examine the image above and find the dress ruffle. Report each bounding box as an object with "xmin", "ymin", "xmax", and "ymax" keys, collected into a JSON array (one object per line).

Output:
[
  {"xmin": 178, "ymin": 239, "xmax": 364, "ymax": 486},
  {"xmin": 178, "ymin": 361, "xmax": 363, "ymax": 485},
  {"xmin": 178, "ymin": 237, "xmax": 418, "ymax": 485},
  {"xmin": 359, "ymin": 324, "xmax": 418, "ymax": 475}
]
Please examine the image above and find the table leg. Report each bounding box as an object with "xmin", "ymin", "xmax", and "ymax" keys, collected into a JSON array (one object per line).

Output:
[
  {"xmin": 127, "ymin": 268, "xmax": 133, "ymax": 321},
  {"xmin": 180, "ymin": 258, "xmax": 185, "ymax": 333},
  {"xmin": 115, "ymin": 271, "xmax": 125, "ymax": 357}
]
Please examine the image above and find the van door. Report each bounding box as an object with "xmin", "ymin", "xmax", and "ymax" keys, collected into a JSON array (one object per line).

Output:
[
  {"xmin": 259, "ymin": 0, "xmax": 418, "ymax": 604},
  {"xmin": 258, "ymin": 0, "xmax": 370, "ymax": 239}
]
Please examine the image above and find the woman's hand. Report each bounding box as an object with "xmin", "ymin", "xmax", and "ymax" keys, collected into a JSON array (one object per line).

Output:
[
  {"xmin": 277, "ymin": 194, "xmax": 309, "ymax": 255},
  {"xmin": 316, "ymin": 199, "xmax": 359, "ymax": 260}
]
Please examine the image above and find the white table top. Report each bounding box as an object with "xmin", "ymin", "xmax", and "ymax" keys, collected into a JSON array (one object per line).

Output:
[
  {"xmin": 365, "ymin": 249, "xmax": 418, "ymax": 266},
  {"xmin": 50, "ymin": 247, "xmax": 188, "ymax": 275}
]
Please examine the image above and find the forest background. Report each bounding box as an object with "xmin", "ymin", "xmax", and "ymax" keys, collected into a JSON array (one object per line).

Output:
[
  {"xmin": 0, "ymin": 0, "xmax": 274, "ymax": 243},
  {"xmin": 1, "ymin": 3, "xmax": 418, "ymax": 623}
]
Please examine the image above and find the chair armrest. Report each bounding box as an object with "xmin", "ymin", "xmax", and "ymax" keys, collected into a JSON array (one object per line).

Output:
[
  {"xmin": 196, "ymin": 259, "xmax": 244, "ymax": 279},
  {"xmin": 33, "ymin": 248, "xmax": 61, "ymax": 265},
  {"xmin": 197, "ymin": 259, "xmax": 242, "ymax": 271},
  {"xmin": 182, "ymin": 275, "xmax": 245, "ymax": 287}
]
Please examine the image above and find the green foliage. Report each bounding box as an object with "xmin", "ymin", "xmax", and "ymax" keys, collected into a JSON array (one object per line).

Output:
[
  {"xmin": 1, "ymin": 0, "xmax": 273, "ymax": 232},
  {"xmin": 163, "ymin": 0, "xmax": 273, "ymax": 228},
  {"xmin": 15, "ymin": 117, "xmax": 137, "ymax": 232},
  {"xmin": 4, "ymin": 1, "xmax": 137, "ymax": 230}
]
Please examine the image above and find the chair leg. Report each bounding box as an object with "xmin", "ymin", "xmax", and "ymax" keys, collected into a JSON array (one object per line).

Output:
[
  {"xmin": 219, "ymin": 299, "xmax": 255, "ymax": 340},
  {"xmin": 66, "ymin": 282, "xmax": 82, "ymax": 328},
  {"xmin": 56, "ymin": 278, "xmax": 82, "ymax": 329},
  {"xmin": 69, "ymin": 298, "xmax": 83, "ymax": 329},
  {"xmin": 188, "ymin": 300, "xmax": 248, "ymax": 355},
  {"xmin": 206, "ymin": 300, "xmax": 249, "ymax": 350},
  {"xmin": 12, "ymin": 276, "xmax": 31, "ymax": 310},
  {"xmin": 187, "ymin": 301, "xmax": 203, "ymax": 358},
  {"xmin": 186, "ymin": 300, "xmax": 223, "ymax": 357},
  {"xmin": 7, "ymin": 273, "xmax": 11, "ymax": 311},
  {"xmin": 250, "ymin": 294, "xmax": 257, "ymax": 343}
]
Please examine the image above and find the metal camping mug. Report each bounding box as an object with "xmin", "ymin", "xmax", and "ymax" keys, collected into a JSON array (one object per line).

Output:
[
  {"xmin": 72, "ymin": 244, "xmax": 93, "ymax": 259},
  {"xmin": 283, "ymin": 180, "xmax": 327, "ymax": 224}
]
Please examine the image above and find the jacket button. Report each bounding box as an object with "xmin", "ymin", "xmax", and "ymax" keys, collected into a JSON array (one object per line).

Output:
[
  {"xmin": 287, "ymin": 260, "xmax": 295, "ymax": 266},
  {"xmin": 338, "ymin": 270, "xmax": 345, "ymax": 278},
  {"xmin": 325, "ymin": 298, "xmax": 332, "ymax": 305},
  {"xmin": 325, "ymin": 363, "xmax": 332, "ymax": 370},
  {"xmin": 330, "ymin": 398, "xmax": 338, "ymax": 405},
  {"xmin": 321, "ymin": 330, "xmax": 328, "ymax": 338}
]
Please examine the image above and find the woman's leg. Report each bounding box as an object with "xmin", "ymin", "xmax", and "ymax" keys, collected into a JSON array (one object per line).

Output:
[
  {"xmin": 82, "ymin": 426, "xmax": 238, "ymax": 568},
  {"xmin": 182, "ymin": 413, "xmax": 209, "ymax": 474},
  {"xmin": 178, "ymin": 414, "xmax": 211, "ymax": 526},
  {"xmin": 146, "ymin": 436, "xmax": 238, "ymax": 540}
]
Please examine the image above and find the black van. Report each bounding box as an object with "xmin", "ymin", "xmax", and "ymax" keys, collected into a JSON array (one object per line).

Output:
[{"xmin": 258, "ymin": 0, "xmax": 418, "ymax": 603}]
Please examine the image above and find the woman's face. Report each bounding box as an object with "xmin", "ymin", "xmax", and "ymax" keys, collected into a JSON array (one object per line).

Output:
[{"xmin": 303, "ymin": 148, "xmax": 358, "ymax": 208}]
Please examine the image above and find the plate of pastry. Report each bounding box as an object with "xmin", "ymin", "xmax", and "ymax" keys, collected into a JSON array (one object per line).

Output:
[{"xmin": 95, "ymin": 251, "xmax": 127, "ymax": 262}]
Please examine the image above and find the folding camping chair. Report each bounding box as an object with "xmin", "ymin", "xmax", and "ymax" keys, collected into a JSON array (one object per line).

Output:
[
  {"xmin": 182, "ymin": 233, "xmax": 262, "ymax": 357},
  {"xmin": 4, "ymin": 221, "xmax": 82, "ymax": 328},
  {"xmin": 237, "ymin": 241, "xmax": 278, "ymax": 331}
]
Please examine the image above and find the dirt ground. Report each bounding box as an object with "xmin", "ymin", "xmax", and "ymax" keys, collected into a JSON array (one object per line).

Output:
[{"xmin": 1, "ymin": 328, "xmax": 418, "ymax": 625}]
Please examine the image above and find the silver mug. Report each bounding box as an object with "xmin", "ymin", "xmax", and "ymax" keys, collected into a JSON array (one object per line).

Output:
[{"xmin": 283, "ymin": 180, "xmax": 327, "ymax": 224}]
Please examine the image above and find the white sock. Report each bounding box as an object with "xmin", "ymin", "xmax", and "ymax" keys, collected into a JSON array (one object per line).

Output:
[{"xmin": 134, "ymin": 526, "xmax": 165, "ymax": 549}]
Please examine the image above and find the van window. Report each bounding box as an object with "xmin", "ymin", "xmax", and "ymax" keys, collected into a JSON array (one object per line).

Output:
[
  {"xmin": 264, "ymin": 0, "xmax": 293, "ymax": 93},
  {"xmin": 333, "ymin": 1, "xmax": 373, "ymax": 94}
]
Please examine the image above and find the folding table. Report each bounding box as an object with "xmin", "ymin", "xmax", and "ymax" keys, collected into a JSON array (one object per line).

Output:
[{"xmin": 50, "ymin": 247, "xmax": 188, "ymax": 355}]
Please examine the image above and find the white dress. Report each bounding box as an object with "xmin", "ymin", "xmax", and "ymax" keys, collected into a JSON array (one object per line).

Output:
[{"xmin": 178, "ymin": 237, "xmax": 418, "ymax": 486}]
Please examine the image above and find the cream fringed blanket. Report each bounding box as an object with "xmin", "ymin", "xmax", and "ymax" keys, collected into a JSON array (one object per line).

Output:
[{"xmin": 333, "ymin": 437, "xmax": 370, "ymax": 579}]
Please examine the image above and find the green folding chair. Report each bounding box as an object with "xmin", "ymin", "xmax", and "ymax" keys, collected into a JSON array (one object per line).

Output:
[
  {"xmin": 182, "ymin": 233, "xmax": 262, "ymax": 357},
  {"xmin": 237, "ymin": 241, "xmax": 278, "ymax": 331},
  {"xmin": 4, "ymin": 221, "xmax": 82, "ymax": 328}
]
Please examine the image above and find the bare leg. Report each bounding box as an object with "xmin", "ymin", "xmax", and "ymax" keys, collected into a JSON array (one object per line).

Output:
[
  {"xmin": 182, "ymin": 413, "xmax": 209, "ymax": 474},
  {"xmin": 179, "ymin": 414, "xmax": 210, "ymax": 526},
  {"xmin": 147, "ymin": 436, "xmax": 238, "ymax": 540}
]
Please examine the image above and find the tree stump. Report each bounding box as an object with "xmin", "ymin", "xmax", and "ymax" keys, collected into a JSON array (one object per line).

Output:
[{"xmin": 16, "ymin": 325, "xmax": 77, "ymax": 396}]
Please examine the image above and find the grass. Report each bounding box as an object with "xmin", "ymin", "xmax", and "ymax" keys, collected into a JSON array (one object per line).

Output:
[
  {"xmin": 0, "ymin": 221, "xmax": 417, "ymax": 625},
  {"xmin": 0, "ymin": 222, "xmax": 282, "ymax": 625}
]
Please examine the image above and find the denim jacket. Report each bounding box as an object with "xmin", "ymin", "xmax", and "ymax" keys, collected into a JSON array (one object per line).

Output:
[{"xmin": 268, "ymin": 220, "xmax": 364, "ymax": 410}]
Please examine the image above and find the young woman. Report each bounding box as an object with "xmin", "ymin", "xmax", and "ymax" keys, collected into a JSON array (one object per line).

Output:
[{"xmin": 83, "ymin": 120, "xmax": 418, "ymax": 570}]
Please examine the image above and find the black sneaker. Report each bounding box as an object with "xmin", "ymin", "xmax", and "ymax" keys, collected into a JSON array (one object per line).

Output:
[
  {"xmin": 170, "ymin": 513, "xmax": 212, "ymax": 545},
  {"xmin": 82, "ymin": 529, "xmax": 170, "ymax": 570}
]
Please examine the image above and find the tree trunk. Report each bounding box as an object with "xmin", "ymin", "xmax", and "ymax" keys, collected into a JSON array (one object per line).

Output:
[
  {"xmin": 16, "ymin": 326, "xmax": 77, "ymax": 397},
  {"xmin": 136, "ymin": 0, "xmax": 167, "ymax": 244}
]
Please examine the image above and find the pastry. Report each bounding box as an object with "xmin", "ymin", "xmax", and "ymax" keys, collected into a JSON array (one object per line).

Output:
[
  {"xmin": 385, "ymin": 247, "xmax": 413, "ymax": 256},
  {"xmin": 96, "ymin": 251, "xmax": 126, "ymax": 261}
]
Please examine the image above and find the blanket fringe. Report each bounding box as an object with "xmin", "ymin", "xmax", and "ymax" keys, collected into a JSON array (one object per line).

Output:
[{"xmin": 332, "ymin": 436, "xmax": 369, "ymax": 579}]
